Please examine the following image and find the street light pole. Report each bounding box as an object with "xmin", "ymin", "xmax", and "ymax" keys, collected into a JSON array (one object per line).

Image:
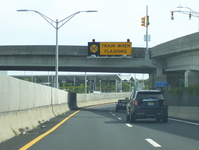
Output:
[
  {"xmin": 55, "ymin": 19, "xmax": 59, "ymax": 88},
  {"xmin": 17, "ymin": 9, "xmax": 97, "ymax": 88}
]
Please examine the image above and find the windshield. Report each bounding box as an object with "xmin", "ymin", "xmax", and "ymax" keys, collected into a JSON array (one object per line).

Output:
[{"xmin": 136, "ymin": 92, "xmax": 164, "ymax": 100}]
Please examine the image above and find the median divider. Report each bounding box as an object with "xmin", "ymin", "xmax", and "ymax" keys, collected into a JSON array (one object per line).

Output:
[
  {"xmin": 169, "ymin": 106, "xmax": 199, "ymax": 122},
  {"xmin": 77, "ymin": 99, "xmax": 118, "ymax": 108}
]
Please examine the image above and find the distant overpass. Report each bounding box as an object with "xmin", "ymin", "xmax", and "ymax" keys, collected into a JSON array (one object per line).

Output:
[
  {"xmin": 1, "ymin": 32, "xmax": 199, "ymax": 88},
  {"xmin": 0, "ymin": 46, "xmax": 155, "ymax": 73}
]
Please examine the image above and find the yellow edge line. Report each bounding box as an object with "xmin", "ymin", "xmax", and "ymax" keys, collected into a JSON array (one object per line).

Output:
[{"xmin": 19, "ymin": 110, "xmax": 81, "ymax": 150}]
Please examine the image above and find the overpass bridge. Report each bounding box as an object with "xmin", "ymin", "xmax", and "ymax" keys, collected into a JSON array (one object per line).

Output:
[
  {"xmin": 1, "ymin": 32, "xmax": 199, "ymax": 88},
  {"xmin": 0, "ymin": 46, "xmax": 154, "ymax": 73},
  {"xmin": 151, "ymin": 32, "xmax": 199, "ymax": 88}
]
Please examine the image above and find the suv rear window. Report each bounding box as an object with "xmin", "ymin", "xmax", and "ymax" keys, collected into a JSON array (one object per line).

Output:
[
  {"xmin": 136, "ymin": 92, "xmax": 163, "ymax": 100},
  {"xmin": 118, "ymin": 100, "xmax": 128, "ymax": 103}
]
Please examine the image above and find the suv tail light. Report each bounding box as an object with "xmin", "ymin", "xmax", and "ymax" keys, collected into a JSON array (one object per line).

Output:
[
  {"xmin": 163, "ymin": 99, "xmax": 167, "ymax": 106},
  {"xmin": 133, "ymin": 100, "xmax": 138, "ymax": 106}
]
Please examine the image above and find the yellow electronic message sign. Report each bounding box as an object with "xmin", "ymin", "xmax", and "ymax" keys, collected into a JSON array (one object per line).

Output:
[
  {"xmin": 100, "ymin": 42, "xmax": 132, "ymax": 55},
  {"xmin": 88, "ymin": 42, "xmax": 132, "ymax": 57}
]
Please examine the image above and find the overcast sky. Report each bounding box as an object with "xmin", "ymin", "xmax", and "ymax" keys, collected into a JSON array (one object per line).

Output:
[
  {"xmin": 1, "ymin": 0, "xmax": 199, "ymax": 46},
  {"xmin": 1, "ymin": 0, "xmax": 199, "ymax": 79}
]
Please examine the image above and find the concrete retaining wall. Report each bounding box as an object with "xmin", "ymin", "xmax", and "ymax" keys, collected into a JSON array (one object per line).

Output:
[
  {"xmin": 165, "ymin": 90, "xmax": 199, "ymax": 122},
  {"xmin": 169, "ymin": 106, "xmax": 199, "ymax": 121},
  {"xmin": 0, "ymin": 75, "xmax": 68, "ymax": 113},
  {"xmin": 0, "ymin": 75, "xmax": 70, "ymax": 143}
]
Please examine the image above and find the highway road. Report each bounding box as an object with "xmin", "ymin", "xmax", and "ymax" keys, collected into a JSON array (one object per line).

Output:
[{"xmin": 1, "ymin": 104, "xmax": 199, "ymax": 150}]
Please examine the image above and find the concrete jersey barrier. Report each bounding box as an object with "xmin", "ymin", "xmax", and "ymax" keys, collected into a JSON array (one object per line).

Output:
[{"xmin": 0, "ymin": 75, "xmax": 131, "ymax": 143}]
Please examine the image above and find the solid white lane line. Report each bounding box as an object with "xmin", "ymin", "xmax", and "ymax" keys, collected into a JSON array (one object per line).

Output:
[
  {"xmin": 169, "ymin": 118, "xmax": 199, "ymax": 126},
  {"xmin": 145, "ymin": 138, "xmax": 161, "ymax": 148},
  {"xmin": 118, "ymin": 117, "xmax": 122, "ymax": 120},
  {"xmin": 126, "ymin": 123, "xmax": 133, "ymax": 127}
]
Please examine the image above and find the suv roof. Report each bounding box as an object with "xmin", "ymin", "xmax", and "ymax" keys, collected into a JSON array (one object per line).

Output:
[{"xmin": 136, "ymin": 90, "xmax": 161, "ymax": 93}]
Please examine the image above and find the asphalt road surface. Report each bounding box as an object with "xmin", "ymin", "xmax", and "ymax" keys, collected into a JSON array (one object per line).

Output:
[{"xmin": 1, "ymin": 104, "xmax": 199, "ymax": 150}]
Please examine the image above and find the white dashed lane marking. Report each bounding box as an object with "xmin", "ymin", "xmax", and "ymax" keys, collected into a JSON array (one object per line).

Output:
[
  {"xmin": 126, "ymin": 123, "xmax": 133, "ymax": 127},
  {"xmin": 145, "ymin": 138, "xmax": 161, "ymax": 148},
  {"xmin": 118, "ymin": 117, "xmax": 122, "ymax": 120},
  {"xmin": 110, "ymin": 110, "xmax": 162, "ymax": 148}
]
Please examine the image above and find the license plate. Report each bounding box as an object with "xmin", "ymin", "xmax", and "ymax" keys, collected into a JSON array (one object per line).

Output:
[{"xmin": 148, "ymin": 102, "xmax": 154, "ymax": 105}]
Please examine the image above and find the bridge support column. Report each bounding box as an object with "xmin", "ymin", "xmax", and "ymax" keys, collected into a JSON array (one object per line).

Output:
[
  {"xmin": 149, "ymin": 72, "xmax": 155, "ymax": 89},
  {"xmin": 185, "ymin": 70, "xmax": 199, "ymax": 87},
  {"xmin": 155, "ymin": 68, "xmax": 167, "ymax": 82},
  {"xmin": 156, "ymin": 68, "xmax": 167, "ymax": 81},
  {"xmin": 150, "ymin": 68, "xmax": 167, "ymax": 89}
]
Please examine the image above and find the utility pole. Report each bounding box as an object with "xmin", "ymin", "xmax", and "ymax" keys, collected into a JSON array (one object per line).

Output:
[
  {"xmin": 141, "ymin": 5, "xmax": 150, "ymax": 59},
  {"xmin": 146, "ymin": 5, "xmax": 149, "ymax": 57}
]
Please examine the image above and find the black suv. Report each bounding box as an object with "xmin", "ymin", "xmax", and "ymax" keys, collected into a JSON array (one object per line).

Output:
[
  {"xmin": 126, "ymin": 90, "xmax": 168, "ymax": 123},
  {"xmin": 115, "ymin": 99, "xmax": 128, "ymax": 111}
]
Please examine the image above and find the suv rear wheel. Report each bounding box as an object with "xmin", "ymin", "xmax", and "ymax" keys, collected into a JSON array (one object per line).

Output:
[
  {"xmin": 130, "ymin": 113, "xmax": 136, "ymax": 123},
  {"xmin": 126, "ymin": 109, "xmax": 130, "ymax": 121},
  {"xmin": 126, "ymin": 114, "xmax": 130, "ymax": 121},
  {"xmin": 162, "ymin": 116, "xmax": 168, "ymax": 123},
  {"xmin": 156, "ymin": 118, "xmax": 161, "ymax": 122}
]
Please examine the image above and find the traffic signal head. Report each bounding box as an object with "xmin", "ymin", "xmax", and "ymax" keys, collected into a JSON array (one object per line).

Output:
[
  {"xmin": 171, "ymin": 11, "xmax": 174, "ymax": 20},
  {"xmin": 189, "ymin": 13, "xmax": 191, "ymax": 20},
  {"xmin": 146, "ymin": 16, "xmax": 150, "ymax": 26},
  {"xmin": 141, "ymin": 17, "xmax": 146, "ymax": 27}
]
